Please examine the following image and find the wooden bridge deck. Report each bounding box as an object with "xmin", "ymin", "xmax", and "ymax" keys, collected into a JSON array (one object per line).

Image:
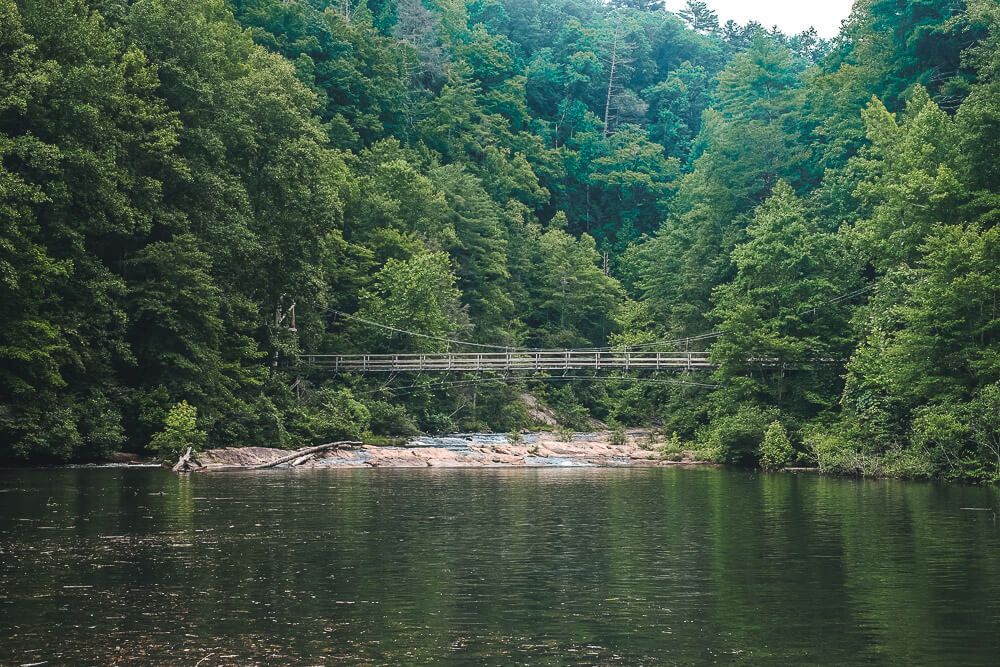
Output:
[{"xmin": 299, "ymin": 351, "xmax": 713, "ymax": 373}]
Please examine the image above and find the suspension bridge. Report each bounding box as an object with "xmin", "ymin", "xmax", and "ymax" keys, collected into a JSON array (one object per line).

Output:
[
  {"xmin": 294, "ymin": 284, "xmax": 873, "ymax": 375},
  {"xmin": 295, "ymin": 309, "xmax": 721, "ymax": 373},
  {"xmin": 299, "ymin": 350, "xmax": 713, "ymax": 373}
]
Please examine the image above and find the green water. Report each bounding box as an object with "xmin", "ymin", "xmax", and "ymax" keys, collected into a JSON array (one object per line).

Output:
[{"xmin": 1, "ymin": 467, "xmax": 999, "ymax": 665}]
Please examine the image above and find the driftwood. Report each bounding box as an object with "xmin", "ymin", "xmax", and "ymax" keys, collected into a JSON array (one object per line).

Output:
[
  {"xmin": 252, "ymin": 441, "xmax": 361, "ymax": 469},
  {"xmin": 171, "ymin": 447, "xmax": 202, "ymax": 473}
]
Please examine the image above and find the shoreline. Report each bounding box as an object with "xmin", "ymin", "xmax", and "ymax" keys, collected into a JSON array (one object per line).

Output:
[
  {"xmin": 1, "ymin": 431, "xmax": 833, "ymax": 473},
  {"xmin": 181, "ymin": 430, "xmax": 710, "ymax": 471}
]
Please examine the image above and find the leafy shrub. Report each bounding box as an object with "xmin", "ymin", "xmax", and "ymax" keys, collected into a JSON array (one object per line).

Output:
[
  {"xmin": 556, "ymin": 426, "xmax": 574, "ymax": 442},
  {"xmin": 879, "ymin": 449, "xmax": 937, "ymax": 479},
  {"xmin": 657, "ymin": 432, "xmax": 686, "ymax": 462},
  {"xmin": 507, "ymin": 430, "xmax": 523, "ymax": 445},
  {"xmin": 468, "ymin": 387, "xmax": 529, "ymax": 432},
  {"xmin": 609, "ymin": 422, "xmax": 627, "ymax": 446},
  {"xmin": 421, "ymin": 411, "xmax": 456, "ymax": 434},
  {"xmin": 909, "ymin": 386, "xmax": 1000, "ymax": 482},
  {"xmin": 698, "ymin": 405, "xmax": 779, "ymax": 465},
  {"xmin": 367, "ymin": 399, "xmax": 419, "ymax": 436},
  {"xmin": 804, "ymin": 422, "xmax": 934, "ymax": 479},
  {"xmin": 149, "ymin": 401, "xmax": 206, "ymax": 459},
  {"xmin": 545, "ymin": 385, "xmax": 593, "ymax": 430},
  {"xmin": 759, "ymin": 421, "xmax": 794, "ymax": 471},
  {"xmin": 911, "ymin": 404, "xmax": 971, "ymax": 479},
  {"xmin": 967, "ymin": 384, "xmax": 1000, "ymax": 483},
  {"xmin": 640, "ymin": 430, "xmax": 658, "ymax": 450},
  {"xmin": 209, "ymin": 392, "xmax": 291, "ymax": 450},
  {"xmin": 297, "ymin": 388, "xmax": 371, "ymax": 442}
]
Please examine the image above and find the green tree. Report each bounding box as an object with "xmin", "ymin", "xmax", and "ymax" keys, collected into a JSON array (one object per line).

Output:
[
  {"xmin": 759, "ymin": 420, "xmax": 794, "ymax": 471},
  {"xmin": 355, "ymin": 251, "xmax": 467, "ymax": 353},
  {"xmin": 842, "ymin": 223, "xmax": 1000, "ymax": 466},
  {"xmin": 850, "ymin": 90, "xmax": 967, "ymax": 272},
  {"xmin": 525, "ymin": 226, "xmax": 623, "ymax": 347},
  {"xmin": 231, "ymin": 0, "xmax": 411, "ymax": 146},
  {"xmin": 149, "ymin": 400, "xmax": 206, "ymax": 459},
  {"xmin": 678, "ymin": 1, "xmax": 719, "ymax": 35},
  {"xmin": 645, "ymin": 61, "xmax": 711, "ymax": 159},
  {"xmin": 709, "ymin": 182, "xmax": 858, "ymax": 417},
  {"xmin": 632, "ymin": 37, "xmax": 805, "ymax": 344},
  {"xmin": 1, "ymin": 0, "xmax": 180, "ymax": 459},
  {"xmin": 431, "ymin": 164, "xmax": 514, "ymax": 341}
]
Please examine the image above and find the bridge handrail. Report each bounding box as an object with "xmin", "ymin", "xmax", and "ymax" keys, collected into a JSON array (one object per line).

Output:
[{"xmin": 301, "ymin": 351, "xmax": 710, "ymax": 359}]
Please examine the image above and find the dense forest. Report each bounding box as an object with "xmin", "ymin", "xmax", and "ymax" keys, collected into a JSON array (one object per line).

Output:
[{"xmin": 1, "ymin": 0, "xmax": 998, "ymax": 480}]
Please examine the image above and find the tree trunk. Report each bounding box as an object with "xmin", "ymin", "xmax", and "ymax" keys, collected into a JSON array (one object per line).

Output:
[
  {"xmin": 253, "ymin": 441, "xmax": 362, "ymax": 469},
  {"xmin": 604, "ymin": 20, "xmax": 621, "ymax": 138}
]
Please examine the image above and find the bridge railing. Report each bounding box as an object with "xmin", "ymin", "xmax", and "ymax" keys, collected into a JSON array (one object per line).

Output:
[{"xmin": 297, "ymin": 350, "xmax": 714, "ymax": 373}]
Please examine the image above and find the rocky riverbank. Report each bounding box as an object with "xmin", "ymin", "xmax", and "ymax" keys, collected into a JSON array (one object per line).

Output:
[{"xmin": 187, "ymin": 431, "xmax": 707, "ymax": 471}]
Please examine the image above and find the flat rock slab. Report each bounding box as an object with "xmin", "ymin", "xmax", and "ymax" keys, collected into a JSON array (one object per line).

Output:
[{"xmin": 191, "ymin": 432, "xmax": 707, "ymax": 470}]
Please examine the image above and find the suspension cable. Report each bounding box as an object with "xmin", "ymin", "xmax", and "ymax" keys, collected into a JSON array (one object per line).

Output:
[
  {"xmin": 329, "ymin": 283, "xmax": 875, "ymax": 355},
  {"xmin": 355, "ymin": 374, "xmax": 720, "ymax": 396}
]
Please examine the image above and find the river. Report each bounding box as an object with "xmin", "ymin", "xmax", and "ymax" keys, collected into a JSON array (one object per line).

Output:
[{"xmin": 1, "ymin": 466, "xmax": 999, "ymax": 665}]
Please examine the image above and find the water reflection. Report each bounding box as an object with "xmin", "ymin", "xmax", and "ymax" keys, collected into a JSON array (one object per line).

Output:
[{"xmin": 1, "ymin": 468, "xmax": 998, "ymax": 664}]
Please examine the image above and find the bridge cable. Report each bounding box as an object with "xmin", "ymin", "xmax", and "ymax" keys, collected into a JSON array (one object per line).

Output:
[
  {"xmin": 331, "ymin": 307, "xmax": 721, "ymax": 353},
  {"xmin": 356, "ymin": 374, "xmax": 720, "ymax": 397},
  {"xmin": 329, "ymin": 309, "xmax": 539, "ymax": 351},
  {"xmin": 609, "ymin": 283, "xmax": 876, "ymax": 352},
  {"xmin": 326, "ymin": 283, "xmax": 875, "ymax": 356}
]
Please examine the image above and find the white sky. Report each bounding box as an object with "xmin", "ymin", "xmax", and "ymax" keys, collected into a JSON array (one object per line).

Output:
[{"xmin": 664, "ymin": 0, "xmax": 856, "ymax": 39}]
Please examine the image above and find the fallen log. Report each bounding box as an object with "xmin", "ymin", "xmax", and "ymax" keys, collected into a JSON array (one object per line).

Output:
[
  {"xmin": 252, "ymin": 441, "xmax": 362, "ymax": 469},
  {"xmin": 290, "ymin": 454, "xmax": 314, "ymax": 466}
]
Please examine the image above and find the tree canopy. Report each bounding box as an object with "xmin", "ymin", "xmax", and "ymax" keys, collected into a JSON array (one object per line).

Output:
[{"xmin": 2, "ymin": 0, "xmax": 999, "ymax": 480}]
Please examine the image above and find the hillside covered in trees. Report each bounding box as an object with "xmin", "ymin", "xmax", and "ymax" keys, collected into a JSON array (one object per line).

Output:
[{"xmin": 2, "ymin": 0, "xmax": 999, "ymax": 481}]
